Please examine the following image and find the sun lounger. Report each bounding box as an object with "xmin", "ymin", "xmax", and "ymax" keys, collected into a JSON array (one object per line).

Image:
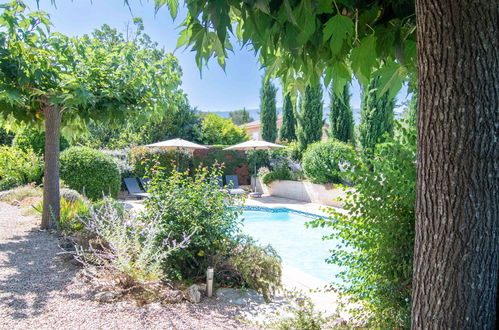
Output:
[
  {"xmin": 225, "ymin": 175, "xmax": 246, "ymax": 195},
  {"xmin": 123, "ymin": 178, "xmax": 149, "ymax": 199}
]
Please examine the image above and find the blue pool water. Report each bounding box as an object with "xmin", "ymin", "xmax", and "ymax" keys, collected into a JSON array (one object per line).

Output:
[{"xmin": 240, "ymin": 209, "xmax": 342, "ymax": 283}]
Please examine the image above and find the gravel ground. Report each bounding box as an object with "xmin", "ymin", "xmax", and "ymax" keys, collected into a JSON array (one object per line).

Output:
[{"xmin": 0, "ymin": 202, "xmax": 256, "ymax": 330}]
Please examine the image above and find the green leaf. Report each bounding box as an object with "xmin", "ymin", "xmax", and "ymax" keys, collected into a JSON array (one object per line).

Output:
[
  {"xmin": 374, "ymin": 62, "xmax": 407, "ymax": 100},
  {"xmin": 316, "ymin": 0, "xmax": 334, "ymax": 14},
  {"xmin": 155, "ymin": 0, "xmax": 179, "ymax": 20},
  {"xmin": 322, "ymin": 14, "xmax": 354, "ymax": 55},
  {"xmin": 350, "ymin": 34, "xmax": 377, "ymax": 86}
]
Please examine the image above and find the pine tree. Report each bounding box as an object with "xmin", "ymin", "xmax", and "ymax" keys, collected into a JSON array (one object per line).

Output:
[
  {"xmin": 278, "ymin": 93, "xmax": 296, "ymax": 142},
  {"xmin": 259, "ymin": 78, "xmax": 277, "ymax": 142},
  {"xmin": 359, "ymin": 76, "xmax": 395, "ymax": 152},
  {"xmin": 297, "ymin": 85, "xmax": 323, "ymax": 151},
  {"xmin": 329, "ymin": 83, "xmax": 354, "ymax": 143}
]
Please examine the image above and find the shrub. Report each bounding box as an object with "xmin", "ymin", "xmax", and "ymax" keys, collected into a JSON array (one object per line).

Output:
[
  {"xmin": 0, "ymin": 146, "xmax": 43, "ymax": 190},
  {"xmin": 143, "ymin": 165, "xmax": 245, "ymax": 280},
  {"xmin": 214, "ymin": 235, "xmax": 281, "ymax": 301},
  {"xmin": 13, "ymin": 128, "xmax": 69, "ymax": 155},
  {"xmin": 0, "ymin": 127, "xmax": 14, "ymax": 146},
  {"xmin": 265, "ymin": 295, "xmax": 329, "ymax": 330},
  {"xmin": 261, "ymin": 165, "xmax": 293, "ymax": 185},
  {"xmin": 60, "ymin": 188, "xmax": 84, "ymax": 203},
  {"xmin": 302, "ymin": 139, "xmax": 354, "ymax": 184},
  {"xmin": 79, "ymin": 198, "xmax": 192, "ymax": 282},
  {"xmin": 286, "ymin": 141, "xmax": 302, "ymax": 161},
  {"xmin": 34, "ymin": 196, "xmax": 90, "ymax": 232},
  {"xmin": 128, "ymin": 147, "xmax": 191, "ymax": 178},
  {"xmin": 198, "ymin": 113, "xmax": 249, "ymax": 145},
  {"xmin": 102, "ymin": 149, "xmax": 134, "ymax": 179},
  {"xmin": 309, "ymin": 124, "xmax": 416, "ymax": 327},
  {"xmin": 60, "ymin": 147, "xmax": 121, "ymax": 200}
]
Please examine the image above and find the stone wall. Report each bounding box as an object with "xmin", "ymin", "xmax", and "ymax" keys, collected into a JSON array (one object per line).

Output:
[{"xmin": 254, "ymin": 178, "xmax": 348, "ymax": 207}]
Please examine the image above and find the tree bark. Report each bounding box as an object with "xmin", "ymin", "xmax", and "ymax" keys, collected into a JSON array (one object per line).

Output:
[
  {"xmin": 412, "ymin": 1, "xmax": 498, "ymax": 328},
  {"xmin": 41, "ymin": 100, "xmax": 61, "ymax": 229}
]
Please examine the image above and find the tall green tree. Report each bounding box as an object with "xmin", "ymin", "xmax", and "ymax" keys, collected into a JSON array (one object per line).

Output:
[
  {"xmin": 329, "ymin": 83, "xmax": 354, "ymax": 143},
  {"xmin": 198, "ymin": 113, "xmax": 248, "ymax": 145},
  {"xmin": 278, "ymin": 93, "xmax": 296, "ymax": 142},
  {"xmin": 359, "ymin": 76, "xmax": 395, "ymax": 152},
  {"xmin": 0, "ymin": 2, "xmax": 182, "ymax": 228},
  {"xmin": 229, "ymin": 108, "xmax": 253, "ymax": 125},
  {"xmin": 259, "ymin": 78, "xmax": 277, "ymax": 142},
  {"xmin": 297, "ymin": 85, "xmax": 323, "ymax": 152}
]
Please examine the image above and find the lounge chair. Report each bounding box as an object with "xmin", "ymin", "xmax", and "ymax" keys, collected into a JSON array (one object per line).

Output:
[
  {"xmin": 123, "ymin": 178, "xmax": 149, "ymax": 199},
  {"xmin": 225, "ymin": 175, "xmax": 246, "ymax": 195}
]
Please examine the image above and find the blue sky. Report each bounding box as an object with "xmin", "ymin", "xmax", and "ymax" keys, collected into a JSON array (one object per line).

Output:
[{"xmin": 27, "ymin": 0, "xmax": 406, "ymax": 112}]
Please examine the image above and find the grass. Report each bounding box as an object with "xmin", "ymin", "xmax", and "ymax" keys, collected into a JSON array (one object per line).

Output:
[{"xmin": 0, "ymin": 184, "xmax": 43, "ymax": 204}]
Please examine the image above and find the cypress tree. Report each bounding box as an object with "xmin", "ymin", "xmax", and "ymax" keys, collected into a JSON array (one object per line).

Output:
[
  {"xmin": 278, "ymin": 93, "xmax": 296, "ymax": 142},
  {"xmin": 259, "ymin": 78, "xmax": 277, "ymax": 142},
  {"xmin": 297, "ymin": 85, "xmax": 323, "ymax": 151},
  {"xmin": 329, "ymin": 83, "xmax": 354, "ymax": 143},
  {"xmin": 359, "ymin": 76, "xmax": 395, "ymax": 152}
]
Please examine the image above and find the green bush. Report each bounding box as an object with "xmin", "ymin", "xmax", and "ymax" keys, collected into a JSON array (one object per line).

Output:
[
  {"xmin": 143, "ymin": 165, "xmax": 245, "ymax": 280},
  {"xmin": 0, "ymin": 146, "xmax": 43, "ymax": 190},
  {"xmin": 13, "ymin": 128, "xmax": 69, "ymax": 155},
  {"xmin": 309, "ymin": 124, "xmax": 416, "ymax": 327},
  {"xmin": 60, "ymin": 147, "xmax": 121, "ymax": 200},
  {"xmin": 128, "ymin": 147, "xmax": 191, "ymax": 178},
  {"xmin": 302, "ymin": 139, "xmax": 354, "ymax": 184},
  {"xmin": 214, "ymin": 235, "xmax": 281, "ymax": 301},
  {"xmin": 0, "ymin": 127, "xmax": 14, "ymax": 146},
  {"xmin": 261, "ymin": 166, "xmax": 293, "ymax": 185},
  {"xmin": 34, "ymin": 196, "xmax": 90, "ymax": 232},
  {"xmin": 198, "ymin": 113, "xmax": 249, "ymax": 145},
  {"xmin": 286, "ymin": 141, "xmax": 302, "ymax": 161}
]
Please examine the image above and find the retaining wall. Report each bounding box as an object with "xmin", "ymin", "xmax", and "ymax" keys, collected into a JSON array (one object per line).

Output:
[{"xmin": 254, "ymin": 178, "xmax": 348, "ymax": 207}]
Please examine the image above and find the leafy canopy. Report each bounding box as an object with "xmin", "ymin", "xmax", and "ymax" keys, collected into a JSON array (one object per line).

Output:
[
  {"xmin": 0, "ymin": 1, "xmax": 182, "ymax": 133},
  {"xmin": 151, "ymin": 0, "xmax": 416, "ymax": 95},
  {"xmin": 199, "ymin": 113, "xmax": 249, "ymax": 145}
]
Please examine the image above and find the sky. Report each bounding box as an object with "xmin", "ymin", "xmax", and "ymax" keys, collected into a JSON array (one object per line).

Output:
[{"xmin": 25, "ymin": 0, "xmax": 407, "ymax": 113}]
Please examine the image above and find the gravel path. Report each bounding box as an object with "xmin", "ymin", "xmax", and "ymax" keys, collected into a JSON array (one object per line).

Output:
[{"xmin": 0, "ymin": 202, "xmax": 254, "ymax": 330}]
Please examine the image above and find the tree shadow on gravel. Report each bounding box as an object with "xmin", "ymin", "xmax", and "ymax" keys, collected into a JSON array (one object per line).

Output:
[{"xmin": 0, "ymin": 227, "xmax": 86, "ymax": 319}]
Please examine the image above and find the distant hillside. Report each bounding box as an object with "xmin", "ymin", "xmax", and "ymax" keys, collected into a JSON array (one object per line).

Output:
[{"xmin": 202, "ymin": 107, "xmax": 362, "ymax": 124}]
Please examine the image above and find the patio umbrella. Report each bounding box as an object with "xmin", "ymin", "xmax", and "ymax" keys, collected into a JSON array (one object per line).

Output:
[
  {"xmin": 145, "ymin": 138, "xmax": 208, "ymax": 150},
  {"xmin": 224, "ymin": 140, "xmax": 284, "ymax": 194},
  {"xmin": 144, "ymin": 138, "xmax": 207, "ymax": 169}
]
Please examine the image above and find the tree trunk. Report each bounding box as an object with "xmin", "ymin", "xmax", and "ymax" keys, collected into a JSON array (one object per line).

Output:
[
  {"xmin": 412, "ymin": 1, "xmax": 498, "ymax": 328},
  {"xmin": 41, "ymin": 101, "xmax": 61, "ymax": 229}
]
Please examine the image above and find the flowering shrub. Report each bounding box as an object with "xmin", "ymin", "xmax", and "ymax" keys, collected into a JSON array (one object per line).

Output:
[
  {"xmin": 143, "ymin": 165, "xmax": 244, "ymax": 280},
  {"xmin": 79, "ymin": 198, "xmax": 192, "ymax": 282}
]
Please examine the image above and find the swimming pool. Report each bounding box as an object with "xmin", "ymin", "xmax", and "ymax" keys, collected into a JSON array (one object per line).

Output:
[{"xmin": 240, "ymin": 208, "xmax": 342, "ymax": 283}]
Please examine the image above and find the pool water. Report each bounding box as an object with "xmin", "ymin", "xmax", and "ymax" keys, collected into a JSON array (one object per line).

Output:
[{"xmin": 240, "ymin": 210, "xmax": 343, "ymax": 283}]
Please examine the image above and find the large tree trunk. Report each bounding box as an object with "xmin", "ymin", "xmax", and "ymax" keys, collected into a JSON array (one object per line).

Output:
[
  {"xmin": 412, "ymin": 1, "xmax": 498, "ymax": 328},
  {"xmin": 41, "ymin": 101, "xmax": 61, "ymax": 229}
]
